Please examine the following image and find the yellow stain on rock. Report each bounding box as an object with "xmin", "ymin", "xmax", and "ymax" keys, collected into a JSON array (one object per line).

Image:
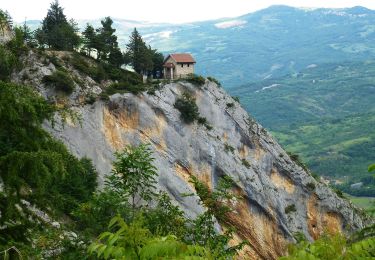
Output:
[
  {"xmin": 102, "ymin": 106, "xmax": 139, "ymax": 150},
  {"xmin": 270, "ymin": 168, "xmax": 295, "ymax": 194},
  {"xmin": 307, "ymin": 194, "xmax": 343, "ymax": 240},
  {"xmin": 173, "ymin": 161, "xmax": 213, "ymax": 191},
  {"xmin": 226, "ymin": 188, "xmax": 287, "ymax": 260},
  {"xmin": 239, "ymin": 144, "xmax": 249, "ymax": 158},
  {"xmin": 222, "ymin": 132, "xmax": 228, "ymax": 142}
]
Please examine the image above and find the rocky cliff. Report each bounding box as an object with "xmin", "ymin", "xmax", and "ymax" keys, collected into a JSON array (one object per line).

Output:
[{"xmin": 12, "ymin": 51, "xmax": 370, "ymax": 259}]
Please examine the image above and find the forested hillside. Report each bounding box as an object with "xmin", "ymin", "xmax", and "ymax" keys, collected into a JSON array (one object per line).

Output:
[{"xmin": 232, "ymin": 61, "xmax": 375, "ymax": 196}]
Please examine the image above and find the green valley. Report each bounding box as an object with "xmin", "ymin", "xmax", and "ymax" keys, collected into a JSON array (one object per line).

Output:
[{"xmin": 231, "ymin": 61, "xmax": 375, "ymax": 196}]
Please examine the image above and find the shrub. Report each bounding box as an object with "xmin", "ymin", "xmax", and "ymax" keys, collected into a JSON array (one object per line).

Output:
[
  {"xmin": 306, "ymin": 182, "xmax": 316, "ymax": 191},
  {"xmin": 287, "ymin": 151, "xmax": 309, "ymax": 172},
  {"xmin": 226, "ymin": 102, "xmax": 234, "ymax": 108},
  {"xmin": 42, "ymin": 70, "xmax": 75, "ymax": 94},
  {"xmin": 224, "ymin": 143, "xmax": 235, "ymax": 154},
  {"xmin": 207, "ymin": 76, "xmax": 221, "ymax": 87},
  {"xmin": 333, "ymin": 188, "xmax": 345, "ymax": 198},
  {"xmin": 0, "ymin": 45, "xmax": 17, "ymax": 80},
  {"xmin": 285, "ymin": 204, "xmax": 297, "ymax": 214},
  {"xmin": 232, "ymin": 96, "xmax": 240, "ymax": 103},
  {"xmin": 241, "ymin": 159, "xmax": 251, "ymax": 169},
  {"xmin": 186, "ymin": 74, "xmax": 205, "ymax": 86},
  {"xmin": 197, "ymin": 116, "xmax": 213, "ymax": 131},
  {"xmin": 104, "ymin": 82, "xmax": 146, "ymax": 96},
  {"xmin": 174, "ymin": 93, "xmax": 199, "ymax": 124}
]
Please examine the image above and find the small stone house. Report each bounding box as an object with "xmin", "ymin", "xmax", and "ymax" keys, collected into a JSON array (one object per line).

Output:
[{"xmin": 163, "ymin": 53, "xmax": 196, "ymax": 79}]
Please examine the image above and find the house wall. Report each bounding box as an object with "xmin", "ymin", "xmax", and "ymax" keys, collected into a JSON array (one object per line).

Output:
[{"xmin": 175, "ymin": 63, "xmax": 194, "ymax": 78}]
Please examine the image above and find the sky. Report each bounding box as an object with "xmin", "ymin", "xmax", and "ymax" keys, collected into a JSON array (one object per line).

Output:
[{"xmin": 2, "ymin": 0, "xmax": 375, "ymax": 23}]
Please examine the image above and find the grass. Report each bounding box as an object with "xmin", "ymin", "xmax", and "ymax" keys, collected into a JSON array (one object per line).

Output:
[{"xmin": 347, "ymin": 194, "xmax": 375, "ymax": 210}]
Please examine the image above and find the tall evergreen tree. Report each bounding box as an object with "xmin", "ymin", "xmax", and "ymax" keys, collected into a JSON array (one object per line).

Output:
[
  {"xmin": 126, "ymin": 28, "xmax": 151, "ymax": 75},
  {"xmin": 151, "ymin": 48, "xmax": 164, "ymax": 78},
  {"xmin": 36, "ymin": 0, "xmax": 80, "ymax": 50},
  {"xmin": 82, "ymin": 23, "xmax": 96, "ymax": 57},
  {"xmin": 97, "ymin": 17, "xmax": 117, "ymax": 60}
]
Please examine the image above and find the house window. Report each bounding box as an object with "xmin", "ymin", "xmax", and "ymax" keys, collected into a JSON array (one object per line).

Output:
[
  {"xmin": 181, "ymin": 64, "xmax": 184, "ymax": 68},
  {"xmin": 188, "ymin": 64, "xmax": 190, "ymax": 67}
]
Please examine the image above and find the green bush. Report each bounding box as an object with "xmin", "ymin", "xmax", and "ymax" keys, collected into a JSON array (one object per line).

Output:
[
  {"xmin": 207, "ymin": 76, "xmax": 221, "ymax": 87},
  {"xmin": 0, "ymin": 82, "xmax": 98, "ymax": 248},
  {"xmin": 43, "ymin": 70, "xmax": 75, "ymax": 94},
  {"xmin": 280, "ymin": 232, "xmax": 375, "ymax": 259},
  {"xmin": 241, "ymin": 159, "xmax": 251, "ymax": 169},
  {"xmin": 226, "ymin": 102, "xmax": 235, "ymax": 108},
  {"xmin": 306, "ymin": 182, "xmax": 316, "ymax": 191},
  {"xmin": 186, "ymin": 74, "xmax": 205, "ymax": 86},
  {"xmin": 224, "ymin": 143, "xmax": 235, "ymax": 154},
  {"xmin": 197, "ymin": 116, "xmax": 213, "ymax": 131},
  {"xmin": 174, "ymin": 92, "xmax": 200, "ymax": 123},
  {"xmin": 104, "ymin": 82, "xmax": 146, "ymax": 96},
  {"xmin": 0, "ymin": 45, "xmax": 17, "ymax": 80},
  {"xmin": 285, "ymin": 204, "xmax": 297, "ymax": 214},
  {"xmin": 232, "ymin": 96, "xmax": 240, "ymax": 103}
]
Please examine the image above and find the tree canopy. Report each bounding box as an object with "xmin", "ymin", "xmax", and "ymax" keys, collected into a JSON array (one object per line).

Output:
[{"xmin": 35, "ymin": 0, "xmax": 80, "ymax": 50}]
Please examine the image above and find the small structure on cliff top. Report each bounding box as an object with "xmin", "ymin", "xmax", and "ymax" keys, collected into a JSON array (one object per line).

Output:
[{"xmin": 163, "ymin": 53, "xmax": 196, "ymax": 79}]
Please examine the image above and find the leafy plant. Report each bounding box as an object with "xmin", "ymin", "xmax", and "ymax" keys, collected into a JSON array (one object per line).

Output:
[
  {"xmin": 185, "ymin": 74, "xmax": 206, "ymax": 86},
  {"xmin": 285, "ymin": 204, "xmax": 297, "ymax": 214},
  {"xmin": 174, "ymin": 92, "xmax": 200, "ymax": 123},
  {"xmin": 224, "ymin": 143, "xmax": 235, "ymax": 154},
  {"xmin": 42, "ymin": 69, "xmax": 75, "ymax": 94},
  {"xmin": 207, "ymin": 76, "xmax": 221, "ymax": 87},
  {"xmin": 188, "ymin": 175, "xmax": 247, "ymax": 258},
  {"xmin": 280, "ymin": 232, "xmax": 375, "ymax": 259},
  {"xmin": 306, "ymin": 182, "xmax": 316, "ymax": 191},
  {"xmin": 241, "ymin": 159, "xmax": 251, "ymax": 169},
  {"xmin": 88, "ymin": 216, "xmax": 208, "ymax": 259},
  {"xmin": 106, "ymin": 144, "xmax": 158, "ymax": 215}
]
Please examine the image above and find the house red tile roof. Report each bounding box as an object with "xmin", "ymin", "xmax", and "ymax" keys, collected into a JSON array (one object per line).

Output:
[{"xmin": 166, "ymin": 53, "xmax": 196, "ymax": 63}]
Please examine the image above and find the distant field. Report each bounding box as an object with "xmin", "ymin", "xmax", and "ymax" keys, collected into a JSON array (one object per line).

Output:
[
  {"xmin": 231, "ymin": 61, "xmax": 375, "ymax": 196},
  {"xmin": 347, "ymin": 194, "xmax": 375, "ymax": 211}
]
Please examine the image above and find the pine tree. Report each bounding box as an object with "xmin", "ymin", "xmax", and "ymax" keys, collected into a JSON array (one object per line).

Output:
[
  {"xmin": 97, "ymin": 17, "xmax": 117, "ymax": 60},
  {"xmin": 82, "ymin": 23, "xmax": 96, "ymax": 57},
  {"xmin": 126, "ymin": 28, "xmax": 152, "ymax": 75},
  {"xmin": 22, "ymin": 22, "xmax": 36, "ymax": 47},
  {"xmin": 36, "ymin": 0, "xmax": 80, "ymax": 50}
]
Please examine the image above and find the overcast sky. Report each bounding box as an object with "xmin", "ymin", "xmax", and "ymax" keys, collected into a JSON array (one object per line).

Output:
[{"xmin": 3, "ymin": 0, "xmax": 375, "ymax": 23}]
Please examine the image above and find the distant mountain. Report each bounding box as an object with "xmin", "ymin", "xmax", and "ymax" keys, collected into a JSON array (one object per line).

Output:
[
  {"xmin": 231, "ymin": 61, "xmax": 375, "ymax": 196},
  {"xmin": 25, "ymin": 5, "xmax": 375, "ymax": 87}
]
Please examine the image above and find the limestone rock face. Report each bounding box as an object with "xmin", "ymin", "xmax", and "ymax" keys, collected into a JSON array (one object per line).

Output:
[
  {"xmin": 14, "ymin": 51, "xmax": 371, "ymax": 259},
  {"xmin": 46, "ymin": 82, "xmax": 370, "ymax": 259},
  {"xmin": 0, "ymin": 25, "xmax": 14, "ymax": 44}
]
